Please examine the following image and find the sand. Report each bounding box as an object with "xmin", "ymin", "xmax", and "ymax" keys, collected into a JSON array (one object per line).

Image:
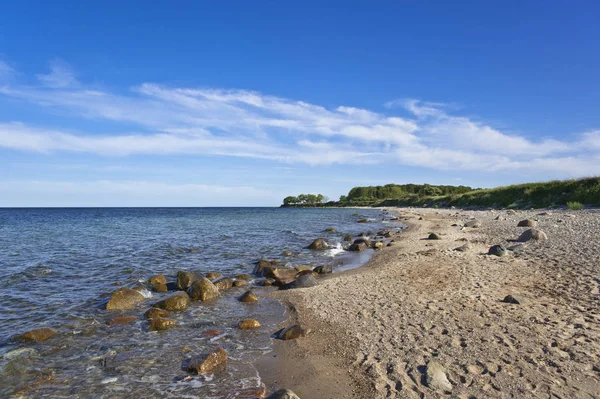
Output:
[{"xmin": 259, "ymin": 207, "xmax": 600, "ymax": 399}]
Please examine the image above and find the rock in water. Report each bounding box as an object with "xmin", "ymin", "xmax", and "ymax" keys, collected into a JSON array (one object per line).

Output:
[
  {"xmin": 503, "ymin": 295, "xmax": 527, "ymax": 304},
  {"xmin": 488, "ymin": 244, "xmax": 507, "ymax": 257},
  {"xmin": 238, "ymin": 290, "xmax": 259, "ymax": 303},
  {"xmin": 517, "ymin": 219, "xmax": 537, "ymax": 227},
  {"xmin": 281, "ymin": 274, "xmax": 318, "ymax": 290},
  {"xmin": 145, "ymin": 308, "xmax": 169, "ymax": 319},
  {"xmin": 348, "ymin": 242, "xmax": 368, "ymax": 251},
  {"xmin": 313, "ymin": 264, "xmax": 332, "ymax": 274},
  {"xmin": 205, "ymin": 271, "xmax": 222, "ymax": 280},
  {"xmin": 187, "ymin": 278, "xmax": 220, "ymax": 301},
  {"xmin": 20, "ymin": 328, "xmax": 56, "ymax": 342},
  {"xmin": 428, "ymin": 233, "xmax": 441, "ymax": 240},
  {"xmin": 187, "ymin": 347, "xmax": 228, "ymax": 374},
  {"xmin": 275, "ymin": 325, "xmax": 310, "ymax": 340},
  {"xmin": 262, "ymin": 267, "xmax": 297, "ymax": 281},
  {"xmin": 425, "ymin": 361, "xmax": 452, "ymax": 392},
  {"xmin": 233, "ymin": 279, "xmax": 248, "ymax": 287},
  {"xmin": 106, "ymin": 287, "xmax": 145, "ymax": 310},
  {"xmin": 148, "ymin": 274, "xmax": 167, "ymax": 285},
  {"xmin": 212, "ymin": 277, "xmax": 233, "ymax": 291},
  {"xmin": 307, "ymin": 238, "xmax": 328, "ymax": 250},
  {"xmin": 233, "ymin": 273, "xmax": 252, "ymax": 280},
  {"xmin": 151, "ymin": 283, "xmax": 168, "ymax": 292},
  {"xmin": 238, "ymin": 319, "xmax": 261, "ymax": 329},
  {"xmin": 464, "ymin": 219, "xmax": 481, "ymax": 228},
  {"xmin": 266, "ymin": 389, "xmax": 301, "ymax": 399},
  {"xmin": 324, "ymin": 227, "xmax": 336, "ymax": 233},
  {"xmin": 108, "ymin": 316, "xmax": 137, "ymax": 326},
  {"xmin": 517, "ymin": 228, "xmax": 548, "ymax": 242},
  {"xmin": 176, "ymin": 270, "xmax": 198, "ymax": 290},
  {"xmin": 148, "ymin": 318, "xmax": 177, "ymax": 331},
  {"xmin": 343, "ymin": 235, "xmax": 353, "ymax": 242},
  {"xmin": 152, "ymin": 292, "xmax": 190, "ymax": 311}
]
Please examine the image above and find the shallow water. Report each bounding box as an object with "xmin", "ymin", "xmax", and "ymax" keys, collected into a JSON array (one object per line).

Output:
[{"xmin": 0, "ymin": 207, "xmax": 401, "ymax": 398}]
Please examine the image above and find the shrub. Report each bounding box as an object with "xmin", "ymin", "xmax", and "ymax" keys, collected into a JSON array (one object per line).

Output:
[{"xmin": 567, "ymin": 201, "xmax": 584, "ymax": 210}]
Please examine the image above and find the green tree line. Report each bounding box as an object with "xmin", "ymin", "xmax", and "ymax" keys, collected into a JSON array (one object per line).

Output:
[{"xmin": 282, "ymin": 193, "xmax": 329, "ymax": 207}]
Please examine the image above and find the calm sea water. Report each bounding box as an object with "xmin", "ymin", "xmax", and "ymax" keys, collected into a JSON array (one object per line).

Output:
[{"xmin": 0, "ymin": 207, "xmax": 399, "ymax": 398}]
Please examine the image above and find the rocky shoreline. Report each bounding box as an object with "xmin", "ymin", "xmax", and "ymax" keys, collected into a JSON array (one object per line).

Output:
[{"xmin": 260, "ymin": 207, "xmax": 600, "ymax": 398}]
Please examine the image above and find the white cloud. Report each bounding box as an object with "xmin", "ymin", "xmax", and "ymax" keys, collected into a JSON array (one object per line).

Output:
[
  {"xmin": 0, "ymin": 62, "xmax": 599, "ymax": 178},
  {"xmin": 36, "ymin": 59, "xmax": 79, "ymax": 88},
  {"xmin": 0, "ymin": 60, "xmax": 15, "ymax": 82}
]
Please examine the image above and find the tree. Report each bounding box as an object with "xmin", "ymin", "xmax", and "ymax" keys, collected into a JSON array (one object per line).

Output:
[{"xmin": 283, "ymin": 196, "xmax": 299, "ymax": 206}]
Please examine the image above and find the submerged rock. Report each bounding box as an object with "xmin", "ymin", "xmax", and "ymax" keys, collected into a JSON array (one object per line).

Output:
[
  {"xmin": 238, "ymin": 319, "xmax": 261, "ymax": 329},
  {"xmin": 488, "ymin": 244, "xmax": 507, "ymax": 257},
  {"xmin": 517, "ymin": 228, "xmax": 548, "ymax": 242},
  {"xmin": 307, "ymin": 238, "xmax": 328, "ymax": 250},
  {"xmin": 20, "ymin": 328, "xmax": 56, "ymax": 342},
  {"xmin": 153, "ymin": 292, "xmax": 190, "ymax": 311},
  {"xmin": 187, "ymin": 347, "xmax": 228, "ymax": 374},
  {"xmin": 425, "ymin": 361, "xmax": 452, "ymax": 392},
  {"xmin": 108, "ymin": 316, "xmax": 137, "ymax": 326},
  {"xmin": 148, "ymin": 318, "xmax": 177, "ymax": 331},
  {"xmin": 176, "ymin": 271, "xmax": 199, "ymax": 290},
  {"xmin": 187, "ymin": 278, "xmax": 220, "ymax": 302},
  {"xmin": 266, "ymin": 389, "xmax": 301, "ymax": 399},
  {"xmin": 145, "ymin": 307, "xmax": 169, "ymax": 319},
  {"xmin": 517, "ymin": 219, "xmax": 537, "ymax": 227},
  {"xmin": 148, "ymin": 274, "xmax": 167, "ymax": 285},
  {"xmin": 106, "ymin": 287, "xmax": 145, "ymax": 310},
  {"xmin": 324, "ymin": 227, "xmax": 336, "ymax": 233},
  {"xmin": 275, "ymin": 325, "xmax": 310, "ymax": 340},
  {"xmin": 238, "ymin": 290, "xmax": 259, "ymax": 303}
]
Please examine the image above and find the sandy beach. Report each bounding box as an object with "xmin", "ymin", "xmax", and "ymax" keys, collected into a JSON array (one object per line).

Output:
[{"xmin": 260, "ymin": 207, "xmax": 600, "ymax": 398}]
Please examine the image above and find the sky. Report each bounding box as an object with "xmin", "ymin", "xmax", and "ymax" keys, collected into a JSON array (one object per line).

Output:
[{"xmin": 0, "ymin": 1, "xmax": 599, "ymax": 206}]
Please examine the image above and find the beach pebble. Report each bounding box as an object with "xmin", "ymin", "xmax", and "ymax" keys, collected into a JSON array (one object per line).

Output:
[
  {"xmin": 517, "ymin": 219, "xmax": 537, "ymax": 227},
  {"xmin": 238, "ymin": 290, "xmax": 259, "ymax": 303},
  {"xmin": 464, "ymin": 219, "xmax": 481, "ymax": 228},
  {"xmin": 19, "ymin": 328, "xmax": 56, "ymax": 342},
  {"xmin": 428, "ymin": 233, "xmax": 441, "ymax": 240},
  {"xmin": 425, "ymin": 361, "xmax": 452, "ymax": 392},
  {"xmin": 488, "ymin": 244, "xmax": 507, "ymax": 257},
  {"xmin": 517, "ymin": 228, "xmax": 548, "ymax": 242},
  {"xmin": 153, "ymin": 292, "xmax": 190, "ymax": 311},
  {"xmin": 106, "ymin": 287, "xmax": 145, "ymax": 310},
  {"xmin": 238, "ymin": 319, "xmax": 261, "ymax": 329},
  {"xmin": 266, "ymin": 389, "xmax": 301, "ymax": 399},
  {"xmin": 307, "ymin": 238, "xmax": 328, "ymax": 250},
  {"xmin": 372, "ymin": 241, "xmax": 385, "ymax": 249},
  {"xmin": 187, "ymin": 278, "xmax": 220, "ymax": 302},
  {"xmin": 187, "ymin": 347, "xmax": 228, "ymax": 374},
  {"xmin": 454, "ymin": 242, "xmax": 472, "ymax": 252}
]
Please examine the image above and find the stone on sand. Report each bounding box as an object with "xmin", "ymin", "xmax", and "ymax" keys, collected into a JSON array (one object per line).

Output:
[
  {"xmin": 517, "ymin": 219, "xmax": 537, "ymax": 227},
  {"xmin": 428, "ymin": 233, "xmax": 441, "ymax": 240},
  {"xmin": 503, "ymin": 294, "xmax": 527, "ymax": 304},
  {"xmin": 425, "ymin": 361, "xmax": 452, "ymax": 392},
  {"xmin": 488, "ymin": 244, "xmax": 507, "ymax": 257},
  {"xmin": 266, "ymin": 389, "xmax": 301, "ymax": 399},
  {"xmin": 281, "ymin": 273, "xmax": 318, "ymax": 290},
  {"xmin": 464, "ymin": 219, "xmax": 481, "ymax": 228},
  {"xmin": 275, "ymin": 325, "xmax": 310, "ymax": 340},
  {"xmin": 187, "ymin": 347, "xmax": 228, "ymax": 374},
  {"xmin": 517, "ymin": 228, "xmax": 548, "ymax": 242}
]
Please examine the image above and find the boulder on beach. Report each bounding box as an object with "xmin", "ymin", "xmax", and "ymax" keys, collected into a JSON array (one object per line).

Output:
[
  {"xmin": 238, "ymin": 319, "xmax": 261, "ymax": 329},
  {"xmin": 425, "ymin": 361, "xmax": 452, "ymax": 392},
  {"xmin": 148, "ymin": 317, "xmax": 177, "ymax": 331},
  {"xmin": 428, "ymin": 233, "xmax": 441, "ymax": 240},
  {"xmin": 517, "ymin": 228, "xmax": 548, "ymax": 242},
  {"xmin": 503, "ymin": 294, "xmax": 527, "ymax": 304},
  {"xmin": 187, "ymin": 278, "xmax": 220, "ymax": 302},
  {"xmin": 349, "ymin": 242, "xmax": 368, "ymax": 252},
  {"xmin": 517, "ymin": 219, "xmax": 537, "ymax": 227},
  {"xmin": 187, "ymin": 347, "xmax": 228, "ymax": 374},
  {"xmin": 106, "ymin": 287, "xmax": 145, "ymax": 310},
  {"xmin": 145, "ymin": 307, "xmax": 169, "ymax": 319},
  {"xmin": 253, "ymin": 260, "xmax": 278, "ymax": 276},
  {"xmin": 148, "ymin": 274, "xmax": 167, "ymax": 285},
  {"xmin": 275, "ymin": 325, "xmax": 310, "ymax": 340},
  {"xmin": 488, "ymin": 244, "xmax": 507, "ymax": 257},
  {"xmin": 153, "ymin": 292, "xmax": 191, "ymax": 311},
  {"xmin": 373, "ymin": 241, "xmax": 385, "ymax": 250},
  {"xmin": 212, "ymin": 277, "xmax": 233, "ymax": 291},
  {"xmin": 307, "ymin": 238, "xmax": 328, "ymax": 250},
  {"xmin": 176, "ymin": 270, "xmax": 199, "ymax": 290},
  {"xmin": 464, "ymin": 219, "xmax": 481, "ymax": 228},
  {"xmin": 266, "ymin": 389, "xmax": 301, "ymax": 399},
  {"xmin": 281, "ymin": 274, "xmax": 318, "ymax": 290},
  {"xmin": 313, "ymin": 264, "xmax": 332, "ymax": 274},
  {"xmin": 262, "ymin": 267, "xmax": 298, "ymax": 281},
  {"xmin": 20, "ymin": 328, "xmax": 56, "ymax": 342},
  {"xmin": 238, "ymin": 290, "xmax": 259, "ymax": 303},
  {"xmin": 454, "ymin": 242, "xmax": 472, "ymax": 252}
]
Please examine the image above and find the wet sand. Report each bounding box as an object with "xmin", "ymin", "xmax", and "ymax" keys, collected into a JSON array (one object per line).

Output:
[{"xmin": 258, "ymin": 207, "xmax": 600, "ymax": 398}]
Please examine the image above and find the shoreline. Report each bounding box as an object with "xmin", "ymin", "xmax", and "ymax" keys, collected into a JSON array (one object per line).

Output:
[{"xmin": 257, "ymin": 207, "xmax": 600, "ymax": 398}]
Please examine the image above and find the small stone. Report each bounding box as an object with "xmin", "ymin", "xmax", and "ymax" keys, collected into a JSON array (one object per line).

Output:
[
  {"xmin": 281, "ymin": 274, "xmax": 318, "ymax": 290},
  {"xmin": 275, "ymin": 325, "xmax": 310, "ymax": 340},
  {"xmin": 20, "ymin": 328, "xmax": 56, "ymax": 342},
  {"xmin": 148, "ymin": 274, "xmax": 167, "ymax": 286},
  {"xmin": 517, "ymin": 219, "xmax": 537, "ymax": 227},
  {"xmin": 238, "ymin": 319, "xmax": 261, "ymax": 329},
  {"xmin": 488, "ymin": 244, "xmax": 507, "ymax": 257},
  {"xmin": 428, "ymin": 233, "xmax": 441, "ymax": 240},
  {"xmin": 425, "ymin": 361, "xmax": 452, "ymax": 392},
  {"xmin": 464, "ymin": 219, "xmax": 481, "ymax": 228},
  {"xmin": 503, "ymin": 295, "xmax": 527, "ymax": 304},
  {"xmin": 187, "ymin": 278, "xmax": 220, "ymax": 302},
  {"xmin": 373, "ymin": 241, "xmax": 385, "ymax": 249},
  {"xmin": 108, "ymin": 316, "xmax": 137, "ymax": 326},
  {"xmin": 307, "ymin": 238, "xmax": 328, "ymax": 250},
  {"xmin": 145, "ymin": 308, "xmax": 169, "ymax": 319},
  {"xmin": 187, "ymin": 347, "xmax": 228, "ymax": 374},
  {"xmin": 238, "ymin": 290, "xmax": 259, "ymax": 303},
  {"xmin": 282, "ymin": 250, "xmax": 293, "ymax": 257},
  {"xmin": 324, "ymin": 227, "xmax": 336, "ymax": 233},
  {"xmin": 152, "ymin": 292, "xmax": 191, "ymax": 311},
  {"xmin": 148, "ymin": 318, "xmax": 177, "ymax": 331},
  {"xmin": 357, "ymin": 219, "xmax": 369, "ymax": 223},
  {"xmin": 517, "ymin": 228, "xmax": 548, "ymax": 242},
  {"xmin": 454, "ymin": 243, "xmax": 471, "ymax": 252},
  {"xmin": 106, "ymin": 287, "xmax": 145, "ymax": 310},
  {"xmin": 266, "ymin": 389, "xmax": 301, "ymax": 399}
]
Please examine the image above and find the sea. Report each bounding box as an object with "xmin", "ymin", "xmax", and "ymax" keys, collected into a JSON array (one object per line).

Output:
[{"xmin": 0, "ymin": 207, "xmax": 401, "ymax": 398}]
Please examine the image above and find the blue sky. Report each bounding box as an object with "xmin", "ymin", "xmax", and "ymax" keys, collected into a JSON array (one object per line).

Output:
[{"xmin": 1, "ymin": 1, "xmax": 599, "ymax": 206}]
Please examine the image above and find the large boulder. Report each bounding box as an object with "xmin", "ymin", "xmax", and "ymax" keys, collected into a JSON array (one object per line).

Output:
[
  {"xmin": 187, "ymin": 347, "xmax": 228, "ymax": 374},
  {"xmin": 106, "ymin": 287, "xmax": 145, "ymax": 310},
  {"xmin": 425, "ymin": 361, "xmax": 452, "ymax": 392},
  {"xmin": 148, "ymin": 318, "xmax": 177, "ymax": 331},
  {"xmin": 152, "ymin": 292, "xmax": 190, "ymax": 311},
  {"xmin": 517, "ymin": 228, "xmax": 548, "ymax": 242},
  {"xmin": 177, "ymin": 270, "xmax": 199, "ymax": 290},
  {"xmin": 517, "ymin": 219, "xmax": 537, "ymax": 227},
  {"xmin": 20, "ymin": 328, "xmax": 56, "ymax": 342},
  {"xmin": 266, "ymin": 389, "xmax": 301, "ymax": 399},
  {"xmin": 187, "ymin": 278, "xmax": 220, "ymax": 301},
  {"xmin": 149, "ymin": 274, "xmax": 167, "ymax": 285},
  {"xmin": 212, "ymin": 277, "xmax": 233, "ymax": 291},
  {"xmin": 275, "ymin": 325, "xmax": 310, "ymax": 340},
  {"xmin": 238, "ymin": 290, "xmax": 259, "ymax": 303},
  {"xmin": 238, "ymin": 319, "xmax": 261, "ymax": 329},
  {"xmin": 281, "ymin": 274, "xmax": 318, "ymax": 290},
  {"xmin": 307, "ymin": 238, "xmax": 328, "ymax": 250}
]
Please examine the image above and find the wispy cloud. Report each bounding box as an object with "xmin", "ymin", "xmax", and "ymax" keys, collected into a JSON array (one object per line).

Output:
[
  {"xmin": 0, "ymin": 60, "xmax": 599, "ymax": 177},
  {"xmin": 0, "ymin": 60, "xmax": 15, "ymax": 82}
]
